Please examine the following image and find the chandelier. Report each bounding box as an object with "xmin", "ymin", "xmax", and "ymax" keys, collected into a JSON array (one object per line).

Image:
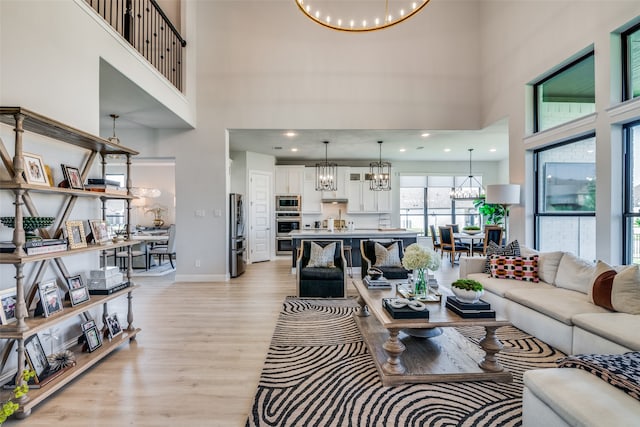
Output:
[
  {"xmin": 316, "ymin": 141, "xmax": 338, "ymax": 191},
  {"xmin": 108, "ymin": 114, "xmax": 121, "ymax": 145},
  {"xmin": 450, "ymin": 148, "xmax": 484, "ymax": 200},
  {"xmin": 295, "ymin": 0, "xmax": 431, "ymax": 33},
  {"xmin": 370, "ymin": 141, "xmax": 391, "ymax": 191}
]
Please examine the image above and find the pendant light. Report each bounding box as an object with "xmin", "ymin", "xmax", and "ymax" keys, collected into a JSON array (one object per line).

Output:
[
  {"xmin": 315, "ymin": 141, "xmax": 338, "ymax": 191},
  {"xmin": 108, "ymin": 114, "xmax": 121, "ymax": 145},
  {"xmin": 450, "ymin": 148, "xmax": 484, "ymax": 200},
  {"xmin": 370, "ymin": 141, "xmax": 391, "ymax": 191}
]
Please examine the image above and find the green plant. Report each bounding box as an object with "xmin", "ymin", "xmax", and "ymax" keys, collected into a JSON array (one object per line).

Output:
[
  {"xmin": 462, "ymin": 225, "xmax": 480, "ymax": 230},
  {"xmin": 473, "ymin": 196, "xmax": 505, "ymax": 226},
  {"xmin": 451, "ymin": 279, "xmax": 484, "ymax": 292},
  {"xmin": 0, "ymin": 369, "xmax": 35, "ymax": 424}
]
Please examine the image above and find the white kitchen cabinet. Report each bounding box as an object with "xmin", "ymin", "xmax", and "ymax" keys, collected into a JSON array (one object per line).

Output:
[
  {"xmin": 302, "ymin": 179, "xmax": 322, "ymax": 213},
  {"xmin": 275, "ymin": 166, "xmax": 304, "ymax": 195},
  {"xmin": 321, "ymin": 166, "xmax": 348, "ymax": 200},
  {"xmin": 347, "ymin": 167, "xmax": 392, "ymax": 213}
]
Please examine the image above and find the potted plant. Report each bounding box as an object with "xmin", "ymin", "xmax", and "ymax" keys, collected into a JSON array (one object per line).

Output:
[
  {"xmin": 473, "ymin": 196, "xmax": 505, "ymax": 227},
  {"xmin": 462, "ymin": 225, "xmax": 481, "ymax": 235},
  {"xmin": 450, "ymin": 278, "xmax": 484, "ymax": 304}
]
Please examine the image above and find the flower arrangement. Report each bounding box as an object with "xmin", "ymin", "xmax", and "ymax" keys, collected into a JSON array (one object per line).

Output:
[
  {"xmin": 145, "ymin": 205, "xmax": 167, "ymax": 227},
  {"xmin": 0, "ymin": 369, "xmax": 35, "ymax": 425},
  {"xmin": 401, "ymin": 243, "xmax": 440, "ymax": 272}
]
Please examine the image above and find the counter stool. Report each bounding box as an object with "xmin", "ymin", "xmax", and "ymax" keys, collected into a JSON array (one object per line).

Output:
[{"xmin": 343, "ymin": 245, "xmax": 353, "ymax": 277}]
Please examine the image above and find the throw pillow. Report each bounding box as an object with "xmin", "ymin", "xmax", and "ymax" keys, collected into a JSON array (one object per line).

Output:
[
  {"xmin": 307, "ymin": 242, "xmax": 336, "ymax": 268},
  {"xmin": 484, "ymin": 240, "xmax": 521, "ymax": 274},
  {"xmin": 611, "ymin": 264, "xmax": 640, "ymax": 315},
  {"xmin": 554, "ymin": 252, "xmax": 596, "ymax": 294},
  {"xmin": 588, "ymin": 260, "xmax": 616, "ymax": 310},
  {"xmin": 374, "ymin": 242, "xmax": 402, "ymax": 267},
  {"xmin": 537, "ymin": 251, "xmax": 565, "ymax": 284},
  {"xmin": 490, "ymin": 254, "xmax": 539, "ymax": 282}
]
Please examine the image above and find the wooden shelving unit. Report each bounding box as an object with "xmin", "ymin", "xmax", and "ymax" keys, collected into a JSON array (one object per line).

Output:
[{"xmin": 0, "ymin": 107, "xmax": 141, "ymax": 419}]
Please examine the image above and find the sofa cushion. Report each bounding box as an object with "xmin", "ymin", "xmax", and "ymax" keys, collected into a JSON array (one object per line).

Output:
[
  {"xmin": 572, "ymin": 313, "xmax": 640, "ymax": 351},
  {"xmin": 300, "ymin": 266, "xmax": 343, "ymax": 281},
  {"xmin": 374, "ymin": 242, "xmax": 401, "ymax": 267},
  {"xmin": 611, "ymin": 264, "xmax": 640, "ymax": 315},
  {"xmin": 489, "ymin": 254, "xmax": 539, "ymax": 282},
  {"xmin": 307, "ymin": 242, "xmax": 336, "ymax": 268},
  {"xmin": 483, "ymin": 240, "xmax": 521, "ymax": 273},
  {"xmin": 537, "ymin": 251, "xmax": 565, "ymax": 284},
  {"xmin": 467, "ymin": 272, "xmax": 553, "ymax": 298},
  {"xmin": 504, "ymin": 288, "xmax": 609, "ymax": 325},
  {"xmin": 554, "ymin": 252, "xmax": 595, "ymax": 294},
  {"xmin": 588, "ymin": 260, "xmax": 617, "ymax": 310}
]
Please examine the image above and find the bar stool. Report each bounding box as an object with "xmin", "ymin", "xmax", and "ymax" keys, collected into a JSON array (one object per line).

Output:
[{"xmin": 343, "ymin": 245, "xmax": 353, "ymax": 277}]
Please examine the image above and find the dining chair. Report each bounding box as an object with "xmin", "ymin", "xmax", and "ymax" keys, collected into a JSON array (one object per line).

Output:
[
  {"xmin": 439, "ymin": 226, "xmax": 470, "ymax": 265},
  {"xmin": 429, "ymin": 225, "xmax": 441, "ymax": 254},
  {"xmin": 147, "ymin": 224, "xmax": 177, "ymax": 268}
]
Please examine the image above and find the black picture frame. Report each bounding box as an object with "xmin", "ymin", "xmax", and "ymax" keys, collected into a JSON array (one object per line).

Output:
[
  {"xmin": 61, "ymin": 164, "xmax": 84, "ymax": 190},
  {"xmin": 81, "ymin": 319, "xmax": 96, "ymax": 331},
  {"xmin": 38, "ymin": 279, "xmax": 63, "ymax": 317},
  {"xmin": 66, "ymin": 274, "xmax": 83, "ymax": 290},
  {"xmin": 83, "ymin": 325, "xmax": 102, "ymax": 352},
  {"xmin": 24, "ymin": 334, "xmax": 50, "ymax": 383},
  {"xmin": 105, "ymin": 313, "xmax": 123, "ymax": 339}
]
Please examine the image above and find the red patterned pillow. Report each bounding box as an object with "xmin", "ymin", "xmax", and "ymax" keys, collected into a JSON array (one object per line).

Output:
[{"xmin": 490, "ymin": 255, "xmax": 539, "ymax": 282}]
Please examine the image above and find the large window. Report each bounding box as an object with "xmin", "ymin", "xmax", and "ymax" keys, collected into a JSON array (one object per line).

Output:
[
  {"xmin": 534, "ymin": 136, "xmax": 596, "ymax": 260},
  {"xmin": 623, "ymin": 121, "xmax": 640, "ymax": 264},
  {"xmin": 623, "ymin": 22, "xmax": 640, "ymax": 100},
  {"xmin": 534, "ymin": 52, "xmax": 595, "ymax": 132}
]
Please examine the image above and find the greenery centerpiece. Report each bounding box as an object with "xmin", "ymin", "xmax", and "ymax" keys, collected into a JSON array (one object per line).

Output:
[
  {"xmin": 462, "ymin": 225, "xmax": 481, "ymax": 235},
  {"xmin": 451, "ymin": 278, "xmax": 484, "ymax": 303},
  {"xmin": 402, "ymin": 243, "xmax": 440, "ymax": 298}
]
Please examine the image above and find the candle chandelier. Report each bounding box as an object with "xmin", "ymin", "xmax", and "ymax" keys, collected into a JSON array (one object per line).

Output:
[
  {"xmin": 450, "ymin": 148, "xmax": 484, "ymax": 200},
  {"xmin": 370, "ymin": 141, "xmax": 391, "ymax": 191},
  {"xmin": 316, "ymin": 141, "xmax": 338, "ymax": 191},
  {"xmin": 295, "ymin": 0, "xmax": 431, "ymax": 33}
]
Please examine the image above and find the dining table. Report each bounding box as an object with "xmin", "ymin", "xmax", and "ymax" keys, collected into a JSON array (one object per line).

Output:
[{"xmin": 454, "ymin": 232, "xmax": 485, "ymax": 255}]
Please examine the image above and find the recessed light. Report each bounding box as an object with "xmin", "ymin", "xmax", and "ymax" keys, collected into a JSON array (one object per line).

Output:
[
  {"xmin": 416, "ymin": 146, "xmax": 424, "ymax": 150},
  {"xmin": 490, "ymin": 148, "xmax": 497, "ymax": 152},
  {"xmin": 444, "ymin": 148, "xmax": 451, "ymax": 152},
  {"xmin": 273, "ymin": 146, "xmax": 283, "ymax": 150},
  {"xmin": 399, "ymin": 148, "xmax": 406, "ymax": 152},
  {"xmin": 587, "ymin": 149, "xmax": 594, "ymax": 153},
  {"xmin": 284, "ymin": 131, "xmax": 297, "ymax": 137},
  {"xmin": 421, "ymin": 133, "xmax": 430, "ymax": 137},
  {"xmin": 291, "ymin": 148, "xmax": 298, "ymax": 152}
]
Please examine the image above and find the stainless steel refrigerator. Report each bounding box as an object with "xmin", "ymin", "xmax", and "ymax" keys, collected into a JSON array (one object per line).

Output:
[{"xmin": 230, "ymin": 193, "xmax": 246, "ymax": 277}]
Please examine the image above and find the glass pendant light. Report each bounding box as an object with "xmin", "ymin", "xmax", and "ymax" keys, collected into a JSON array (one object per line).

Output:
[
  {"xmin": 108, "ymin": 114, "xmax": 121, "ymax": 145},
  {"xmin": 315, "ymin": 141, "xmax": 338, "ymax": 191}
]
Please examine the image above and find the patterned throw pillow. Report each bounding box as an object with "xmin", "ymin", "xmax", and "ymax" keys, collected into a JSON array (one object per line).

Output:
[
  {"xmin": 484, "ymin": 240, "xmax": 521, "ymax": 273},
  {"xmin": 307, "ymin": 242, "xmax": 336, "ymax": 268},
  {"xmin": 490, "ymin": 254, "xmax": 539, "ymax": 282},
  {"xmin": 374, "ymin": 242, "xmax": 402, "ymax": 267}
]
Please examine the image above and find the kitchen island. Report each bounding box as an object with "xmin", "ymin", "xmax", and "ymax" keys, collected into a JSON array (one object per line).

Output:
[{"xmin": 289, "ymin": 229, "xmax": 418, "ymax": 273}]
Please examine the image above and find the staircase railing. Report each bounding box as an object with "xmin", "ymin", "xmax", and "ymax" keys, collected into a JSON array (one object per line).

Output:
[{"xmin": 85, "ymin": 0, "xmax": 186, "ymax": 92}]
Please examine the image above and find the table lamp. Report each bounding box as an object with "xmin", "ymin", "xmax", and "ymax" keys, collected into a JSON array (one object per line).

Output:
[{"xmin": 485, "ymin": 184, "xmax": 520, "ymax": 241}]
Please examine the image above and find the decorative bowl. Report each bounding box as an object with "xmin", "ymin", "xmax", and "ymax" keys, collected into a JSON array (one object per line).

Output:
[
  {"xmin": 367, "ymin": 268, "xmax": 383, "ymax": 280},
  {"xmin": 0, "ymin": 216, "xmax": 55, "ymax": 240},
  {"xmin": 451, "ymin": 287, "xmax": 484, "ymax": 304},
  {"xmin": 463, "ymin": 229, "xmax": 481, "ymax": 235}
]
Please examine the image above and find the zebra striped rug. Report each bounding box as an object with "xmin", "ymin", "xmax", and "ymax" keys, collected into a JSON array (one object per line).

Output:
[{"xmin": 247, "ymin": 298, "xmax": 564, "ymax": 427}]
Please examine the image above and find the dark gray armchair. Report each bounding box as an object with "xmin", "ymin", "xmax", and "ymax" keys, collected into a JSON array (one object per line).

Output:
[
  {"xmin": 297, "ymin": 240, "xmax": 347, "ymax": 298},
  {"xmin": 360, "ymin": 239, "xmax": 409, "ymax": 280}
]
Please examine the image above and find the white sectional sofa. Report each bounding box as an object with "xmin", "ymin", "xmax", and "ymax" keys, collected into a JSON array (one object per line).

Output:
[{"xmin": 459, "ymin": 249, "xmax": 640, "ymax": 427}]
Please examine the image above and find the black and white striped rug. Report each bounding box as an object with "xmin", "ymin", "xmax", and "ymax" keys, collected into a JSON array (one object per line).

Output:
[{"xmin": 247, "ymin": 298, "xmax": 563, "ymax": 427}]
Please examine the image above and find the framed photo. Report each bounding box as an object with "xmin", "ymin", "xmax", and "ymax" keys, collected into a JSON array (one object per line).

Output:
[
  {"xmin": 0, "ymin": 288, "xmax": 17, "ymax": 325},
  {"xmin": 25, "ymin": 334, "xmax": 51, "ymax": 383},
  {"xmin": 81, "ymin": 319, "xmax": 96, "ymax": 332},
  {"xmin": 61, "ymin": 164, "xmax": 83, "ymax": 190},
  {"xmin": 65, "ymin": 220, "xmax": 87, "ymax": 249},
  {"xmin": 69, "ymin": 286, "xmax": 90, "ymax": 307},
  {"xmin": 66, "ymin": 274, "xmax": 83, "ymax": 290},
  {"xmin": 105, "ymin": 313, "xmax": 123, "ymax": 339},
  {"xmin": 83, "ymin": 325, "xmax": 102, "ymax": 352},
  {"xmin": 38, "ymin": 279, "xmax": 63, "ymax": 317},
  {"xmin": 89, "ymin": 220, "xmax": 110, "ymax": 244},
  {"xmin": 23, "ymin": 152, "xmax": 50, "ymax": 186}
]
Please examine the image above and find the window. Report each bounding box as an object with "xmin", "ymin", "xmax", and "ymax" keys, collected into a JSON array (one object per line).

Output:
[
  {"xmin": 399, "ymin": 187, "xmax": 425, "ymax": 234},
  {"xmin": 534, "ymin": 52, "xmax": 595, "ymax": 132},
  {"xmin": 623, "ymin": 121, "xmax": 640, "ymax": 264},
  {"xmin": 534, "ymin": 136, "xmax": 596, "ymax": 260},
  {"xmin": 623, "ymin": 22, "xmax": 640, "ymax": 100},
  {"xmin": 105, "ymin": 174, "xmax": 126, "ymax": 231}
]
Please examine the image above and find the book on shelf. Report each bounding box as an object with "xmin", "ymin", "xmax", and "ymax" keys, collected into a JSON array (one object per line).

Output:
[
  {"xmin": 87, "ymin": 178, "xmax": 121, "ymax": 186},
  {"xmin": 363, "ymin": 276, "xmax": 391, "ymax": 289},
  {"xmin": 0, "ymin": 239, "xmax": 67, "ymax": 253},
  {"xmin": 25, "ymin": 243, "xmax": 68, "ymax": 255},
  {"xmin": 88, "ymin": 281, "xmax": 130, "ymax": 295}
]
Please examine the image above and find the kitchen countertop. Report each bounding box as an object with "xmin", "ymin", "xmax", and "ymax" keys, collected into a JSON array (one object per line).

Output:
[{"xmin": 289, "ymin": 229, "xmax": 418, "ymax": 238}]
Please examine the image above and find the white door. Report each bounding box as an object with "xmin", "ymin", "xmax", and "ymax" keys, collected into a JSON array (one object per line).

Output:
[{"xmin": 250, "ymin": 171, "xmax": 271, "ymax": 262}]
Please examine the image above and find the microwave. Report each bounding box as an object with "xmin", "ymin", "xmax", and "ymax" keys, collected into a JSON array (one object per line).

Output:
[{"xmin": 276, "ymin": 195, "xmax": 301, "ymax": 212}]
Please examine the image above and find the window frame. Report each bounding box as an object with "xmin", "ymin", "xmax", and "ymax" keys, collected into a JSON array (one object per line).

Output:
[
  {"xmin": 622, "ymin": 22, "xmax": 640, "ymax": 101},
  {"xmin": 623, "ymin": 120, "xmax": 640, "ymax": 264}
]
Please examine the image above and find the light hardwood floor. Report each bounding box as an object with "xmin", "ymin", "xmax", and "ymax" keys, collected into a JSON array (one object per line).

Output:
[{"xmin": 6, "ymin": 256, "xmax": 460, "ymax": 426}]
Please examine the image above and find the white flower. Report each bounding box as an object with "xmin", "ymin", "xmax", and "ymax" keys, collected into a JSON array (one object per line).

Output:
[{"xmin": 402, "ymin": 243, "xmax": 440, "ymax": 271}]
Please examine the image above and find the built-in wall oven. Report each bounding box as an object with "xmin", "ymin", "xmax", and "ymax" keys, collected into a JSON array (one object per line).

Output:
[{"xmin": 275, "ymin": 205, "xmax": 301, "ymax": 256}]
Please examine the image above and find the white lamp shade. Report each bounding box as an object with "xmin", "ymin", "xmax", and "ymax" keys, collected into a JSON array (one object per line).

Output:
[{"xmin": 485, "ymin": 184, "xmax": 520, "ymax": 205}]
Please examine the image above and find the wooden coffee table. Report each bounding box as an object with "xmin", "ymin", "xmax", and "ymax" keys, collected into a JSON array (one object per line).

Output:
[{"xmin": 352, "ymin": 279, "xmax": 513, "ymax": 386}]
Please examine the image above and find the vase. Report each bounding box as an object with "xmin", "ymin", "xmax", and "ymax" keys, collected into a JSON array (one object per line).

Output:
[{"xmin": 414, "ymin": 268, "xmax": 428, "ymax": 299}]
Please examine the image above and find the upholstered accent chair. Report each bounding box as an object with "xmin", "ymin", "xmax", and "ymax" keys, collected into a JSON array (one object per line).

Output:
[
  {"xmin": 297, "ymin": 240, "xmax": 347, "ymax": 298},
  {"xmin": 360, "ymin": 239, "xmax": 409, "ymax": 280},
  {"xmin": 439, "ymin": 226, "xmax": 470, "ymax": 265}
]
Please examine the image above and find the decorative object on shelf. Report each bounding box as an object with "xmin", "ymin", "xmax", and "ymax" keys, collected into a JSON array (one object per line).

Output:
[
  {"xmin": 105, "ymin": 313, "xmax": 123, "ymax": 339},
  {"xmin": 37, "ymin": 279, "xmax": 64, "ymax": 318},
  {"xmin": 0, "ymin": 369, "xmax": 35, "ymax": 425},
  {"xmin": 42, "ymin": 326, "xmax": 61, "ymax": 354},
  {"xmin": 295, "ymin": 0, "xmax": 432, "ymax": 32},
  {"xmin": 450, "ymin": 148, "xmax": 484, "ymax": 200},
  {"xmin": 0, "ymin": 288, "xmax": 17, "ymax": 325},
  {"xmin": 462, "ymin": 225, "xmax": 481, "ymax": 235},
  {"xmin": 315, "ymin": 141, "xmax": 338, "ymax": 191},
  {"xmin": 485, "ymin": 184, "xmax": 520, "ymax": 241},
  {"xmin": 24, "ymin": 334, "xmax": 50, "ymax": 383},
  {"xmin": 60, "ymin": 164, "xmax": 83, "ymax": 190},
  {"xmin": 46, "ymin": 350, "xmax": 76, "ymax": 372},
  {"xmin": 145, "ymin": 205, "xmax": 168, "ymax": 227},
  {"xmin": 107, "ymin": 113, "xmax": 121, "ymax": 144},
  {"xmin": 369, "ymin": 141, "xmax": 391, "ymax": 191},
  {"xmin": 0, "ymin": 216, "xmax": 55, "ymax": 241},
  {"xmin": 451, "ymin": 279, "xmax": 485, "ymax": 304},
  {"xmin": 81, "ymin": 319, "xmax": 102, "ymax": 352},
  {"xmin": 22, "ymin": 152, "xmax": 50, "ymax": 186},
  {"xmin": 89, "ymin": 219, "xmax": 111, "ymax": 244},
  {"xmin": 367, "ymin": 267, "xmax": 383, "ymax": 280},
  {"xmin": 65, "ymin": 220, "xmax": 87, "ymax": 249},
  {"xmin": 401, "ymin": 243, "xmax": 440, "ymax": 299}
]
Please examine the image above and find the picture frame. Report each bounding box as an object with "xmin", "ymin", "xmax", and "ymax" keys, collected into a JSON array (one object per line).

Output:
[
  {"xmin": 0, "ymin": 288, "xmax": 17, "ymax": 325},
  {"xmin": 105, "ymin": 313, "xmax": 123, "ymax": 339},
  {"xmin": 81, "ymin": 319, "xmax": 96, "ymax": 331},
  {"xmin": 83, "ymin": 325, "xmax": 102, "ymax": 352},
  {"xmin": 24, "ymin": 334, "xmax": 51, "ymax": 383},
  {"xmin": 66, "ymin": 274, "xmax": 83, "ymax": 290},
  {"xmin": 61, "ymin": 164, "xmax": 83, "ymax": 190},
  {"xmin": 65, "ymin": 220, "xmax": 87, "ymax": 249},
  {"xmin": 37, "ymin": 279, "xmax": 63, "ymax": 317},
  {"xmin": 23, "ymin": 152, "xmax": 50, "ymax": 186},
  {"xmin": 69, "ymin": 286, "xmax": 90, "ymax": 307},
  {"xmin": 89, "ymin": 219, "xmax": 110, "ymax": 244}
]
